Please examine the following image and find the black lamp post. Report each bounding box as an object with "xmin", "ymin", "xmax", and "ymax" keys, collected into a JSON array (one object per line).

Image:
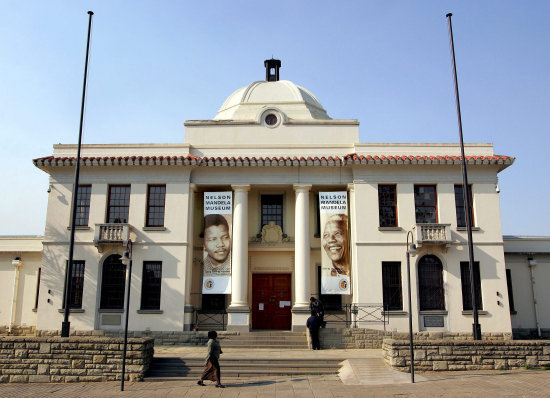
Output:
[
  {"xmin": 61, "ymin": 10, "xmax": 94, "ymax": 338},
  {"xmin": 120, "ymin": 241, "xmax": 133, "ymax": 391},
  {"xmin": 446, "ymin": 13, "xmax": 481, "ymax": 340},
  {"xmin": 406, "ymin": 230, "xmax": 417, "ymax": 383}
]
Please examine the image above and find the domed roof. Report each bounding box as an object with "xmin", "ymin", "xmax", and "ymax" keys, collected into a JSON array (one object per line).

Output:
[{"xmin": 214, "ymin": 80, "xmax": 331, "ymax": 121}]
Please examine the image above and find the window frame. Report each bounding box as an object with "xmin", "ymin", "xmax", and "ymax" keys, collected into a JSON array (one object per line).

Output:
[
  {"xmin": 75, "ymin": 185, "xmax": 92, "ymax": 227},
  {"xmin": 260, "ymin": 194, "xmax": 284, "ymax": 232},
  {"xmin": 100, "ymin": 255, "xmax": 126, "ymax": 309},
  {"xmin": 62, "ymin": 260, "xmax": 85, "ymax": 309},
  {"xmin": 460, "ymin": 261, "xmax": 483, "ymax": 311},
  {"xmin": 506, "ymin": 269, "xmax": 516, "ymax": 313},
  {"xmin": 382, "ymin": 261, "xmax": 403, "ymax": 311},
  {"xmin": 146, "ymin": 185, "xmax": 166, "ymax": 227},
  {"xmin": 378, "ymin": 184, "xmax": 398, "ymax": 227},
  {"xmin": 414, "ymin": 185, "xmax": 438, "ymax": 223},
  {"xmin": 418, "ymin": 255, "xmax": 445, "ymax": 311},
  {"xmin": 454, "ymin": 184, "xmax": 475, "ymax": 228},
  {"xmin": 106, "ymin": 185, "xmax": 131, "ymax": 223},
  {"xmin": 140, "ymin": 261, "xmax": 162, "ymax": 310}
]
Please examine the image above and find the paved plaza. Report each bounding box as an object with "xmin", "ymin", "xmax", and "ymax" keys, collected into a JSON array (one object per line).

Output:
[{"xmin": 0, "ymin": 347, "xmax": 549, "ymax": 397}]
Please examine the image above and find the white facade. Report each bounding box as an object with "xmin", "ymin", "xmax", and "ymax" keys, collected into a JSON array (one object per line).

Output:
[
  {"xmin": 504, "ymin": 236, "xmax": 550, "ymax": 337},
  {"xmin": 0, "ymin": 236, "xmax": 42, "ymax": 332},
  {"xmin": 28, "ymin": 66, "xmax": 521, "ymax": 334}
]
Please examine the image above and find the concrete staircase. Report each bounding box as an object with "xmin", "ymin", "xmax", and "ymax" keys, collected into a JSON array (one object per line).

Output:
[
  {"xmin": 145, "ymin": 357, "xmax": 342, "ymax": 381},
  {"xmin": 144, "ymin": 331, "xmax": 343, "ymax": 381},
  {"xmin": 218, "ymin": 331, "xmax": 309, "ymax": 349}
]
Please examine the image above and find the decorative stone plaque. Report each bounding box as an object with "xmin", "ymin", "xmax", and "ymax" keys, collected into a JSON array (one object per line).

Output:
[{"xmin": 423, "ymin": 315, "xmax": 444, "ymax": 327}]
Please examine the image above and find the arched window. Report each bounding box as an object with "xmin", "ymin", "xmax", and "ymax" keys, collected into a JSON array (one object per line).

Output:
[
  {"xmin": 418, "ymin": 255, "xmax": 445, "ymax": 311},
  {"xmin": 100, "ymin": 254, "xmax": 126, "ymax": 309}
]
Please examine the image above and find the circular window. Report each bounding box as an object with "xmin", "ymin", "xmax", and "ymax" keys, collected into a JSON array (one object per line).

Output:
[{"xmin": 265, "ymin": 114, "xmax": 278, "ymax": 126}]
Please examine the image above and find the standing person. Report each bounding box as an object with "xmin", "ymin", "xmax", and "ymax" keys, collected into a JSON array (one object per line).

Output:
[
  {"xmin": 197, "ymin": 330, "xmax": 225, "ymax": 388},
  {"xmin": 310, "ymin": 297, "xmax": 325, "ymax": 328},
  {"xmin": 306, "ymin": 310, "xmax": 321, "ymax": 350}
]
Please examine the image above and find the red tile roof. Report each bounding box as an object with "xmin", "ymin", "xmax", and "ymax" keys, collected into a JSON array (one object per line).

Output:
[{"xmin": 33, "ymin": 154, "xmax": 514, "ymax": 168}]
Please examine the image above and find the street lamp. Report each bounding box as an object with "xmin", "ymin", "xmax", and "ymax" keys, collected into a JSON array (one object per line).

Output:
[
  {"xmin": 406, "ymin": 230, "xmax": 417, "ymax": 383},
  {"xmin": 120, "ymin": 241, "xmax": 133, "ymax": 392}
]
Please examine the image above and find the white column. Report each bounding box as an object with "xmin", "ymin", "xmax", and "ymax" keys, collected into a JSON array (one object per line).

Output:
[
  {"xmin": 183, "ymin": 184, "xmax": 195, "ymax": 331},
  {"xmin": 348, "ymin": 183, "xmax": 359, "ymax": 325},
  {"xmin": 292, "ymin": 184, "xmax": 312, "ymax": 331},
  {"xmin": 228, "ymin": 184, "xmax": 250, "ymax": 331}
]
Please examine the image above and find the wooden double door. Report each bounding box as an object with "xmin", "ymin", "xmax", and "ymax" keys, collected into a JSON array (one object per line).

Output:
[{"xmin": 252, "ymin": 274, "xmax": 292, "ymax": 330}]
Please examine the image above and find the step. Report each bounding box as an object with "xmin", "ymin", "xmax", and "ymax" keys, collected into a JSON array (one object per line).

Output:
[{"xmin": 145, "ymin": 357, "xmax": 342, "ymax": 381}]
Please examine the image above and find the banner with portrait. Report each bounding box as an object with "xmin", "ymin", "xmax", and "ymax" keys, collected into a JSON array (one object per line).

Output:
[
  {"xmin": 319, "ymin": 192, "xmax": 350, "ymax": 294},
  {"xmin": 202, "ymin": 192, "xmax": 232, "ymax": 294}
]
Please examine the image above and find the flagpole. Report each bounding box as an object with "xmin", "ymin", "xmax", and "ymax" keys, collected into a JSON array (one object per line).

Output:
[
  {"xmin": 446, "ymin": 13, "xmax": 481, "ymax": 340},
  {"xmin": 61, "ymin": 10, "xmax": 94, "ymax": 338}
]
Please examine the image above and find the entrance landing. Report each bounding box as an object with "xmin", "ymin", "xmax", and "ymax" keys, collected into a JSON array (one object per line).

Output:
[{"xmin": 152, "ymin": 346, "xmax": 424, "ymax": 385}]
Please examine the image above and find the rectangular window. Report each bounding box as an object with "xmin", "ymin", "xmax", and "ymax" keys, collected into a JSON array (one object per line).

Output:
[
  {"xmin": 107, "ymin": 185, "xmax": 131, "ymax": 223},
  {"xmin": 75, "ymin": 185, "xmax": 92, "ymax": 226},
  {"xmin": 146, "ymin": 185, "xmax": 166, "ymax": 227},
  {"xmin": 414, "ymin": 185, "xmax": 438, "ymax": 223},
  {"xmin": 317, "ymin": 266, "xmax": 342, "ymax": 310},
  {"xmin": 201, "ymin": 294, "xmax": 226, "ymax": 311},
  {"xmin": 34, "ymin": 268, "xmax": 41, "ymax": 310},
  {"xmin": 460, "ymin": 261, "xmax": 483, "ymax": 310},
  {"xmin": 506, "ymin": 269, "xmax": 516, "ymax": 313},
  {"xmin": 454, "ymin": 185, "xmax": 474, "ymax": 228},
  {"xmin": 141, "ymin": 261, "xmax": 162, "ymax": 310},
  {"xmin": 378, "ymin": 185, "xmax": 397, "ymax": 227},
  {"xmin": 63, "ymin": 260, "xmax": 85, "ymax": 309},
  {"xmin": 261, "ymin": 194, "xmax": 283, "ymax": 230},
  {"xmin": 382, "ymin": 262, "xmax": 403, "ymax": 310}
]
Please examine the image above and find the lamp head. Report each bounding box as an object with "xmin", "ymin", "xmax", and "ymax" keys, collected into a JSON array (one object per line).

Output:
[
  {"xmin": 408, "ymin": 243, "xmax": 418, "ymax": 257},
  {"xmin": 120, "ymin": 251, "xmax": 131, "ymax": 266}
]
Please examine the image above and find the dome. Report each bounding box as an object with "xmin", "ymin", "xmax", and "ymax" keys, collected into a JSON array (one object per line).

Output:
[{"xmin": 214, "ymin": 80, "xmax": 331, "ymax": 121}]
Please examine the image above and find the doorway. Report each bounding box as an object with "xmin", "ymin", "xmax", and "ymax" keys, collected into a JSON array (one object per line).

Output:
[{"xmin": 252, "ymin": 274, "xmax": 291, "ymax": 330}]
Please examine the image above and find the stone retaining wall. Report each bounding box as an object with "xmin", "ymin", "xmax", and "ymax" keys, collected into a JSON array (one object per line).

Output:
[
  {"xmin": 0, "ymin": 336, "xmax": 154, "ymax": 383},
  {"xmin": 383, "ymin": 339, "xmax": 550, "ymax": 371},
  {"xmin": 35, "ymin": 330, "xmax": 239, "ymax": 346},
  {"xmin": 316, "ymin": 328, "xmax": 511, "ymax": 349}
]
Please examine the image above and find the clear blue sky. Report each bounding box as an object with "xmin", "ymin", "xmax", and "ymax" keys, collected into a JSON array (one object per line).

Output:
[{"xmin": 1, "ymin": 1, "xmax": 548, "ymax": 235}]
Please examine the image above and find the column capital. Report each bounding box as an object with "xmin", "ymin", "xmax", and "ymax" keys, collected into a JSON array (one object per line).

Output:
[
  {"xmin": 189, "ymin": 183, "xmax": 198, "ymax": 192},
  {"xmin": 347, "ymin": 183, "xmax": 355, "ymax": 192},
  {"xmin": 293, "ymin": 184, "xmax": 312, "ymax": 191},
  {"xmin": 231, "ymin": 184, "xmax": 251, "ymax": 192}
]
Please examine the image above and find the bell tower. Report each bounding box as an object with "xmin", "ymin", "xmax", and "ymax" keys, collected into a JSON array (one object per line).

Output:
[{"xmin": 264, "ymin": 58, "xmax": 281, "ymax": 82}]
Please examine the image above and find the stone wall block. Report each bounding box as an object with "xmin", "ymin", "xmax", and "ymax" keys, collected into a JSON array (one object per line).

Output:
[
  {"xmin": 494, "ymin": 359, "xmax": 508, "ymax": 370},
  {"xmin": 28, "ymin": 375, "xmax": 50, "ymax": 383},
  {"xmin": 14, "ymin": 349, "xmax": 28, "ymax": 359},
  {"xmin": 93, "ymin": 355, "xmax": 107, "ymax": 364},
  {"xmin": 433, "ymin": 361, "xmax": 448, "ymax": 370},
  {"xmin": 525, "ymin": 356, "xmax": 539, "ymax": 367},
  {"xmin": 9, "ymin": 375, "xmax": 30, "ymax": 382},
  {"xmin": 72, "ymin": 359, "xmax": 85, "ymax": 369},
  {"xmin": 414, "ymin": 349, "xmax": 426, "ymax": 360},
  {"xmin": 507, "ymin": 359, "xmax": 525, "ymax": 368},
  {"xmin": 37, "ymin": 364, "xmax": 50, "ymax": 375},
  {"xmin": 39, "ymin": 343, "xmax": 51, "ymax": 354}
]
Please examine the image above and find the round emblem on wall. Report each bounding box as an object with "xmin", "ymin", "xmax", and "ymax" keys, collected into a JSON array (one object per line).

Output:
[
  {"xmin": 339, "ymin": 279, "xmax": 348, "ymax": 291},
  {"xmin": 204, "ymin": 279, "xmax": 215, "ymax": 290}
]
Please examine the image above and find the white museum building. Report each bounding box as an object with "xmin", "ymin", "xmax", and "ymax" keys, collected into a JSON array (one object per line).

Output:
[{"xmin": 1, "ymin": 60, "xmax": 548, "ymax": 337}]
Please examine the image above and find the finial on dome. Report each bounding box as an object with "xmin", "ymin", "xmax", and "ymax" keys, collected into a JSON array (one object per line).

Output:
[{"xmin": 264, "ymin": 58, "xmax": 281, "ymax": 82}]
